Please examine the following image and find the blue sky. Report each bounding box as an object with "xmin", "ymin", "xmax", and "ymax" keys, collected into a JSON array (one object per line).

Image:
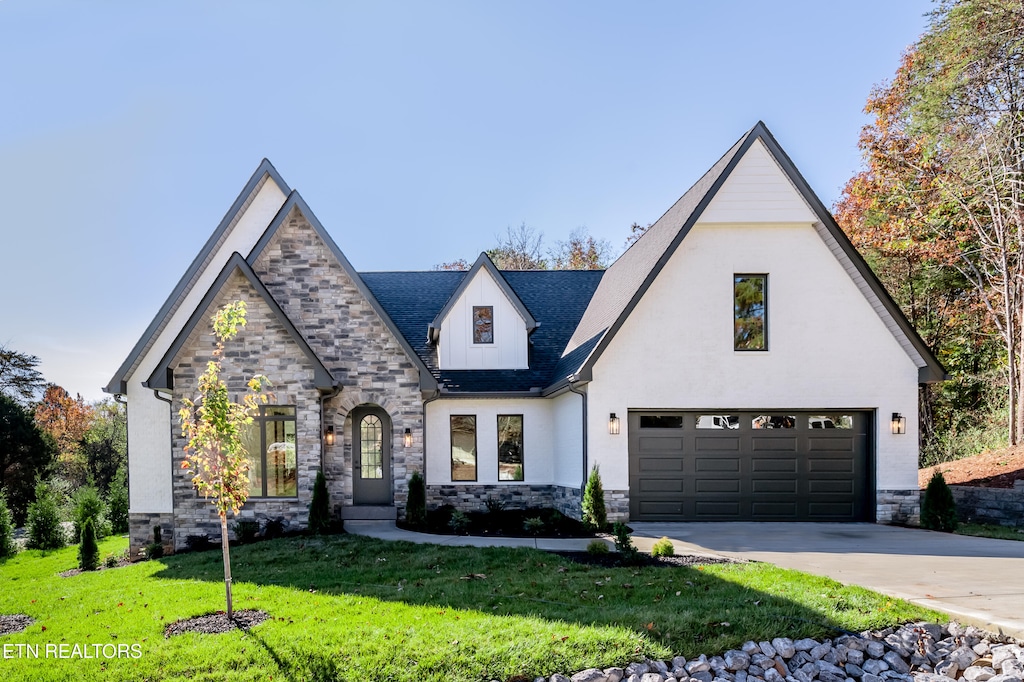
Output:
[{"xmin": 0, "ymin": 1, "xmax": 934, "ymax": 402}]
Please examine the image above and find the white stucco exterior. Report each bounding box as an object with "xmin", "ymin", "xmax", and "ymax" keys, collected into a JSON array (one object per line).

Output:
[
  {"xmin": 551, "ymin": 390, "xmax": 585, "ymax": 489},
  {"xmin": 585, "ymin": 219, "xmax": 921, "ymax": 495},
  {"xmin": 124, "ymin": 176, "xmax": 288, "ymax": 513},
  {"xmin": 437, "ymin": 268, "xmax": 529, "ymax": 370}
]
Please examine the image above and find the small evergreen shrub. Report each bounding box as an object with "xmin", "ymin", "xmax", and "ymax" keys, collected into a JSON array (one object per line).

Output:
[
  {"xmin": 106, "ymin": 465, "xmax": 129, "ymax": 534},
  {"xmin": 448, "ymin": 510, "xmax": 470, "ymax": 535},
  {"xmin": 651, "ymin": 536, "xmax": 675, "ymax": 557},
  {"xmin": 233, "ymin": 519, "xmax": 260, "ymax": 544},
  {"xmin": 78, "ymin": 518, "xmax": 99, "ymax": 571},
  {"xmin": 582, "ymin": 465, "xmax": 607, "ymax": 531},
  {"xmin": 612, "ymin": 522, "xmax": 639, "ymax": 563},
  {"xmin": 73, "ymin": 485, "xmax": 108, "ymax": 540},
  {"xmin": 0, "ymin": 492, "xmax": 16, "ymax": 559},
  {"xmin": 586, "ymin": 539, "xmax": 609, "ymax": 555},
  {"xmin": 406, "ymin": 471, "xmax": 426, "ymax": 529},
  {"xmin": 185, "ymin": 534, "xmax": 215, "ymax": 552},
  {"xmin": 485, "ymin": 497, "xmax": 506, "ymax": 515},
  {"xmin": 104, "ymin": 553, "xmax": 120, "ymax": 568},
  {"xmin": 27, "ymin": 482, "xmax": 66, "ymax": 550},
  {"xmin": 263, "ymin": 517, "xmax": 285, "ymax": 540},
  {"xmin": 921, "ymin": 470, "xmax": 958, "ymax": 532},
  {"xmin": 146, "ymin": 525, "xmax": 164, "ymax": 560},
  {"xmin": 523, "ymin": 516, "xmax": 545, "ymax": 535},
  {"xmin": 308, "ymin": 470, "xmax": 331, "ymax": 535}
]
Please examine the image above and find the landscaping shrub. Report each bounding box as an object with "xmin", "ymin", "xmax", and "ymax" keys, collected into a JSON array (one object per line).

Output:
[
  {"xmin": 104, "ymin": 552, "xmax": 120, "ymax": 568},
  {"xmin": 233, "ymin": 519, "xmax": 260, "ymax": 544},
  {"xmin": 406, "ymin": 471, "xmax": 426, "ymax": 529},
  {"xmin": 612, "ymin": 522, "xmax": 639, "ymax": 563},
  {"xmin": 921, "ymin": 470, "xmax": 958, "ymax": 532},
  {"xmin": 448, "ymin": 510, "xmax": 470, "ymax": 535},
  {"xmin": 146, "ymin": 525, "xmax": 164, "ymax": 560},
  {"xmin": 582, "ymin": 464, "xmax": 606, "ymax": 531},
  {"xmin": 73, "ymin": 485, "xmax": 108, "ymax": 540},
  {"xmin": 106, "ymin": 464, "xmax": 129, "ymax": 534},
  {"xmin": 263, "ymin": 517, "xmax": 285, "ymax": 540},
  {"xmin": 651, "ymin": 536, "xmax": 675, "ymax": 557},
  {"xmin": 485, "ymin": 497, "xmax": 506, "ymax": 515},
  {"xmin": 185, "ymin": 534, "xmax": 215, "ymax": 552},
  {"xmin": 0, "ymin": 492, "xmax": 16, "ymax": 559},
  {"xmin": 586, "ymin": 539, "xmax": 609, "ymax": 555},
  {"xmin": 308, "ymin": 470, "xmax": 331, "ymax": 535},
  {"xmin": 523, "ymin": 516, "xmax": 545, "ymax": 535},
  {"xmin": 78, "ymin": 518, "xmax": 99, "ymax": 571},
  {"xmin": 27, "ymin": 481, "xmax": 66, "ymax": 550}
]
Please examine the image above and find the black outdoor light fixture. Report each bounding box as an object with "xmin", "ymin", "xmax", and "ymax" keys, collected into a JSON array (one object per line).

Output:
[
  {"xmin": 404, "ymin": 427, "xmax": 413, "ymax": 448},
  {"xmin": 608, "ymin": 413, "xmax": 620, "ymax": 435},
  {"xmin": 891, "ymin": 413, "xmax": 905, "ymax": 435},
  {"xmin": 325, "ymin": 424, "xmax": 335, "ymax": 446}
]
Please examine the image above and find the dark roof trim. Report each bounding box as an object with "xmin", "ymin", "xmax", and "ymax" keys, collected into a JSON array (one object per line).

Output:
[
  {"xmin": 145, "ymin": 253, "xmax": 337, "ymax": 392},
  {"xmin": 428, "ymin": 252, "xmax": 538, "ymax": 343},
  {"xmin": 438, "ymin": 388, "xmax": 544, "ymax": 398},
  {"xmin": 246, "ymin": 191, "xmax": 439, "ymax": 391},
  {"xmin": 104, "ymin": 159, "xmax": 291, "ymax": 394},
  {"xmin": 568, "ymin": 121, "xmax": 946, "ymax": 385}
]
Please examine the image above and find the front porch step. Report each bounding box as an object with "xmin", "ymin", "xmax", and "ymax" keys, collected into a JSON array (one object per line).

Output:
[{"xmin": 341, "ymin": 505, "xmax": 398, "ymax": 521}]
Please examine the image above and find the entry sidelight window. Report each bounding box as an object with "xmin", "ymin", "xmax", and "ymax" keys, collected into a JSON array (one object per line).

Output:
[
  {"xmin": 497, "ymin": 415, "xmax": 524, "ymax": 481},
  {"xmin": 734, "ymin": 274, "xmax": 767, "ymax": 351},
  {"xmin": 243, "ymin": 406, "xmax": 298, "ymax": 498},
  {"xmin": 451, "ymin": 415, "xmax": 477, "ymax": 481}
]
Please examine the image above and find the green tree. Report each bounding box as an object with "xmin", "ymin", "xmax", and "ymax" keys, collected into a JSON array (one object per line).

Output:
[
  {"xmin": 72, "ymin": 485, "xmax": 108, "ymax": 540},
  {"xmin": 178, "ymin": 301, "xmax": 270, "ymax": 619},
  {"xmin": 0, "ymin": 344, "xmax": 45, "ymax": 405},
  {"xmin": 0, "ymin": 492, "xmax": 16, "ymax": 559},
  {"xmin": 26, "ymin": 480, "xmax": 65, "ymax": 550},
  {"xmin": 78, "ymin": 518, "xmax": 99, "ymax": 571},
  {"xmin": 921, "ymin": 470, "xmax": 958, "ymax": 532},
  {"xmin": 581, "ymin": 464, "xmax": 606, "ymax": 531},
  {"xmin": 308, "ymin": 470, "xmax": 331, "ymax": 535},
  {"xmin": 107, "ymin": 464, "xmax": 129, "ymax": 534},
  {"xmin": 0, "ymin": 394, "xmax": 56, "ymax": 525},
  {"xmin": 81, "ymin": 398, "xmax": 127, "ymax": 494}
]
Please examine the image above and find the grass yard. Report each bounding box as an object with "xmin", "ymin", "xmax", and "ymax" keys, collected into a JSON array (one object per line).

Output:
[
  {"xmin": 0, "ymin": 534, "xmax": 944, "ymax": 681},
  {"xmin": 955, "ymin": 522, "xmax": 1024, "ymax": 542}
]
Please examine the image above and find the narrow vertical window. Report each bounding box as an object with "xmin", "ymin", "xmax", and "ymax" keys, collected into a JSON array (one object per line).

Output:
[
  {"xmin": 497, "ymin": 415, "xmax": 524, "ymax": 481},
  {"xmin": 243, "ymin": 405, "xmax": 297, "ymax": 497},
  {"xmin": 734, "ymin": 274, "xmax": 767, "ymax": 351},
  {"xmin": 472, "ymin": 306, "xmax": 494, "ymax": 344},
  {"xmin": 450, "ymin": 415, "xmax": 477, "ymax": 481},
  {"xmin": 360, "ymin": 415, "xmax": 384, "ymax": 479}
]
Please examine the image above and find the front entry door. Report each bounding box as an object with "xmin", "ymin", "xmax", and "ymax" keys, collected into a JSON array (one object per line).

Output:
[{"xmin": 352, "ymin": 406, "xmax": 392, "ymax": 505}]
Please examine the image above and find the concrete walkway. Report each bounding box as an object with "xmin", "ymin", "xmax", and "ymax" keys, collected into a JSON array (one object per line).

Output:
[{"xmin": 346, "ymin": 520, "xmax": 1024, "ymax": 639}]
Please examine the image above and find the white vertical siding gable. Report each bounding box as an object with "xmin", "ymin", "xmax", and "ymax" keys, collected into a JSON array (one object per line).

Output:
[
  {"xmin": 701, "ymin": 138, "xmax": 817, "ymax": 224},
  {"xmin": 438, "ymin": 268, "xmax": 529, "ymax": 370}
]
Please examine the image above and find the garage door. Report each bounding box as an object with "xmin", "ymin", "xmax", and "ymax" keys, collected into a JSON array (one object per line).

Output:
[{"xmin": 628, "ymin": 411, "xmax": 871, "ymax": 521}]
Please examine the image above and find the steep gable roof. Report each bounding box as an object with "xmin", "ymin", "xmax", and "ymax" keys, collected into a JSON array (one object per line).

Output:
[
  {"xmin": 428, "ymin": 252, "xmax": 538, "ymax": 343},
  {"xmin": 559, "ymin": 121, "xmax": 945, "ymax": 387},
  {"xmin": 105, "ymin": 160, "xmax": 291, "ymax": 394},
  {"xmin": 145, "ymin": 253, "xmax": 336, "ymax": 392},
  {"xmin": 246, "ymin": 191, "xmax": 439, "ymax": 391}
]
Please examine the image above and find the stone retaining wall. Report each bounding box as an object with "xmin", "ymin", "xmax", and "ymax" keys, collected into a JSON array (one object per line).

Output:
[{"xmin": 950, "ymin": 483, "xmax": 1024, "ymax": 527}]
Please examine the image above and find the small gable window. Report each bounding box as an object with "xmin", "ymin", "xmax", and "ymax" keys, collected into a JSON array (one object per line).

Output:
[
  {"xmin": 472, "ymin": 306, "xmax": 494, "ymax": 344},
  {"xmin": 497, "ymin": 415, "xmax": 524, "ymax": 481},
  {"xmin": 734, "ymin": 274, "xmax": 767, "ymax": 351},
  {"xmin": 450, "ymin": 415, "xmax": 477, "ymax": 481},
  {"xmin": 242, "ymin": 406, "xmax": 298, "ymax": 498}
]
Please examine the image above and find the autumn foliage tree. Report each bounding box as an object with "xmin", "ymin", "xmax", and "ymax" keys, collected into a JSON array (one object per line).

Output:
[
  {"xmin": 35, "ymin": 384, "xmax": 94, "ymax": 488},
  {"xmin": 178, "ymin": 301, "xmax": 270, "ymax": 619}
]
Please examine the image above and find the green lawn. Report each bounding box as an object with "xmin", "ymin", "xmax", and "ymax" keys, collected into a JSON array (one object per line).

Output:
[
  {"xmin": 0, "ymin": 534, "xmax": 944, "ymax": 681},
  {"xmin": 955, "ymin": 522, "xmax": 1024, "ymax": 541}
]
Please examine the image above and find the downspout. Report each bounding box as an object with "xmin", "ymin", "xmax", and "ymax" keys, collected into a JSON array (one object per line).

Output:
[
  {"xmin": 568, "ymin": 376, "xmax": 588, "ymax": 493},
  {"xmin": 421, "ymin": 388, "xmax": 442, "ymax": 492}
]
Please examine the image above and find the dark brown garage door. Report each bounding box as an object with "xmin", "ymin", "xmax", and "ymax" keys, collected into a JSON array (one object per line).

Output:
[{"xmin": 628, "ymin": 411, "xmax": 871, "ymax": 521}]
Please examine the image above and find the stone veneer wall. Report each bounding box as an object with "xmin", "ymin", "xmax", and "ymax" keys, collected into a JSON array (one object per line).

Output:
[
  {"xmin": 604, "ymin": 489, "xmax": 629, "ymax": 522},
  {"xmin": 427, "ymin": 484, "xmax": 555, "ymax": 512},
  {"xmin": 876, "ymin": 489, "xmax": 920, "ymax": 525},
  {"xmin": 250, "ymin": 206, "xmax": 425, "ymax": 516},
  {"xmin": 128, "ymin": 512, "xmax": 175, "ymax": 560},
  {"xmin": 164, "ymin": 272, "xmax": 323, "ymax": 551},
  {"xmin": 950, "ymin": 483, "xmax": 1024, "ymax": 527},
  {"xmin": 553, "ymin": 486, "xmax": 581, "ymax": 520}
]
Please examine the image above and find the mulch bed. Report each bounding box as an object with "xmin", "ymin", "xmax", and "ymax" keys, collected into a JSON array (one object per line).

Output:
[
  {"xmin": 58, "ymin": 555, "xmax": 132, "ymax": 578},
  {"xmin": 0, "ymin": 615, "xmax": 35, "ymax": 636},
  {"xmin": 549, "ymin": 550, "xmax": 741, "ymax": 568},
  {"xmin": 164, "ymin": 609, "xmax": 270, "ymax": 638}
]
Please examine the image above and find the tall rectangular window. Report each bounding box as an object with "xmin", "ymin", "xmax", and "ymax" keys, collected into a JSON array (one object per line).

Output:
[
  {"xmin": 734, "ymin": 274, "xmax": 767, "ymax": 351},
  {"xmin": 450, "ymin": 415, "xmax": 477, "ymax": 481},
  {"xmin": 244, "ymin": 405, "xmax": 298, "ymax": 497},
  {"xmin": 497, "ymin": 415, "xmax": 524, "ymax": 481},
  {"xmin": 472, "ymin": 306, "xmax": 494, "ymax": 344}
]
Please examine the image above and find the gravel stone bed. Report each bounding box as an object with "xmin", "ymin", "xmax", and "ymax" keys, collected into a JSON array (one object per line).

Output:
[
  {"xmin": 0, "ymin": 615, "xmax": 35, "ymax": 636},
  {"xmin": 549, "ymin": 550, "xmax": 741, "ymax": 568},
  {"xmin": 513, "ymin": 622, "xmax": 1024, "ymax": 682},
  {"xmin": 163, "ymin": 609, "xmax": 270, "ymax": 638}
]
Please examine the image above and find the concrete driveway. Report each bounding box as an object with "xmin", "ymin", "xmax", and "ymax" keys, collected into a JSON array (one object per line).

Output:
[{"xmin": 629, "ymin": 522, "xmax": 1024, "ymax": 639}]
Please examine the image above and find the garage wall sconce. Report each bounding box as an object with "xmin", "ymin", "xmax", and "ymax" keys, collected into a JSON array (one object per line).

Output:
[
  {"xmin": 608, "ymin": 413, "xmax": 620, "ymax": 435},
  {"xmin": 325, "ymin": 424, "xmax": 335, "ymax": 447},
  {"xmin": 891, "ymin": 413, "xmax": 905, "ymax": 435},
  {"xmin": 404, "ymin": 427, "xmax": 413, "ymax": 448}
]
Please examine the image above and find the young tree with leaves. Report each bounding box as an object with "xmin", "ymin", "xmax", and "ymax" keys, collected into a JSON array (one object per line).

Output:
[{"xmin": 178, "ymin": 301, "xmax": 270, "ymax": 619}]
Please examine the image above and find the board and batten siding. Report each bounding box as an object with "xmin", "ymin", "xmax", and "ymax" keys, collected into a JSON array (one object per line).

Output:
[
  {"xmin": 437, "ymin": 268, "xmax": 529, "ymax": 370},
  {"xmin": 585, "ymin": 219, "xmax": 922, "ymax": 498},
  {"xmin": 124, "ymin": 177, "xmax": 289, "ymax": 514}
]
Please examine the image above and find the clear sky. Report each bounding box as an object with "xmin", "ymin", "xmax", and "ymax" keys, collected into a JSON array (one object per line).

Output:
[{"xmin": 0, "ymin": 0, "xmax": 934, "ymax": 403}]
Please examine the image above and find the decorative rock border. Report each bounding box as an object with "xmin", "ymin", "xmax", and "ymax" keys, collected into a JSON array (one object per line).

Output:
[{"xmin": 515, "ymin": 622, "xmax": 1023, "ymax": 682}]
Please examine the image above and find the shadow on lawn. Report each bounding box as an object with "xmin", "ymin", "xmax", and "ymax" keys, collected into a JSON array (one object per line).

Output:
[{"xmin": 152, "ymin": 534, "xmax": 895, "ymax": 654}]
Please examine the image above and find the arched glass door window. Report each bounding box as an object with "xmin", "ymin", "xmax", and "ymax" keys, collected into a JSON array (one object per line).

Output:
[{"xmin": 360, "ymin": 415, "xmax": 384, "ymax": 479}]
